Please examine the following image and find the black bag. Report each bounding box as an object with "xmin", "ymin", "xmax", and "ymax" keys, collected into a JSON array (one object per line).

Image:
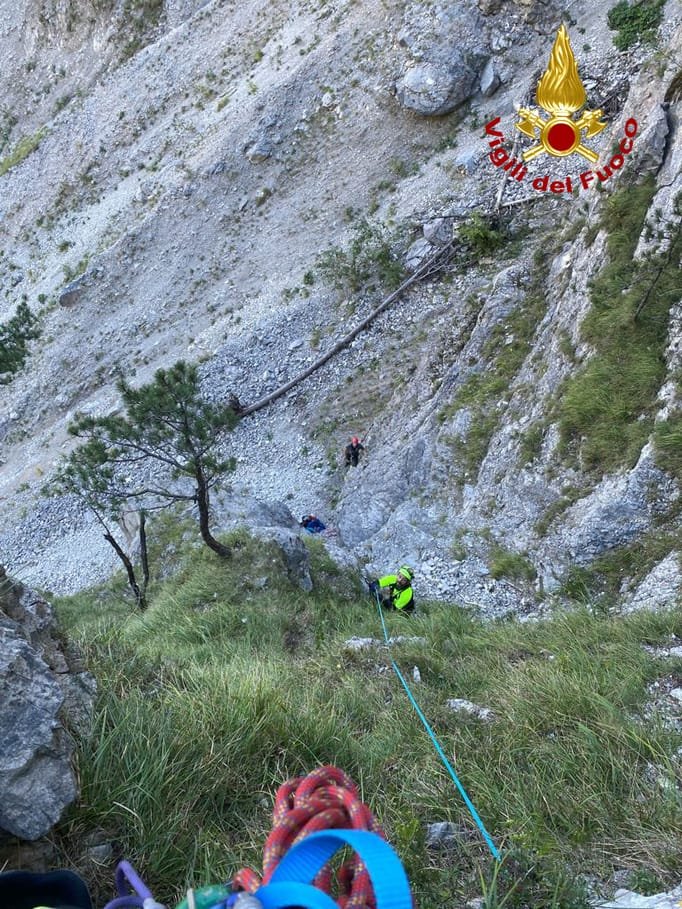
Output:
[{"xmin": 0, "ymin": 869, "xmax": 93, "ymax": 909}]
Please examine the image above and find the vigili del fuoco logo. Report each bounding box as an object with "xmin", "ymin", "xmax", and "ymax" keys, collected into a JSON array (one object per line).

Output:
[{"xmin": 484, "ymin": 24, "xmax": 638, "ymax": 194}]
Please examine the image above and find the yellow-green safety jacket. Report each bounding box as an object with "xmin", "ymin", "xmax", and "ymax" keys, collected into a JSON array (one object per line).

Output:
[{"xmin": 378, "ymin": 575, "xmax": 414, "ymax": 611}]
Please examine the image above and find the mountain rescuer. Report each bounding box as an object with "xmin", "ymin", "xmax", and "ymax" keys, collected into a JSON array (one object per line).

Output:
[
  {"xmin": 369, "ymin": 566, "xmax": 414, "ymax": 613},
  {"xmin": 344, "ymin": 436, "xmax": 365, "ymax": 467}
]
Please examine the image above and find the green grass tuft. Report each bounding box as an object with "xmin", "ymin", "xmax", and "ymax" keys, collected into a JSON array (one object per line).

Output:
[
  {"xmin": 440, "ymin": 280, "xmax": 548, "ymax": 480},
  {"xmin": 489, "ymin": 544, "xmax": 536, "ymax": 582},
  {"xmin": 560, "ymin": 528, "xmax": 681, "ymax": 608},
  {"xmin": 457, "ymin": 213, "xmax": 507, "ymax": 259},
  {"xmin": 654, "ymin": 413, "xmax": 682, "ymax": 477},
  {"xmin": 0, "ymin": 128, "xmax": 47, "ymax": 176}
]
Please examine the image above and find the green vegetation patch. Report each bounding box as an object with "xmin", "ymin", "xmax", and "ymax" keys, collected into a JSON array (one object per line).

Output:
[
  {"xmin": 0, "ymin": 301, "xmax": 40, "ymax": 383},
  {"xmin": 0, "ymin": 127, "xmax": 47, "ymax": 176},
  {"xmin": 535, "ymin": 485, "xmax": 588, "ymax": 537},
  {"xmin": 556, "ymin": 181, "xmax": 681, "ymax": 476},
  {"xmin": 457, "ymin": 212, "xmax": 507, "ymax": 260},
  {"xmin": 53, "ymin": 528, "xmax": 682, "ymax": 908},
  {"xmin": 654, "ymin": 413, "xmax": 682, "ymax": 477},
  {"xmin": 62, "ymin": 254, "xmax": 91, "ymax": 284},
  {"xmin": 489, "ymin": 543, "xmax": 536, "ymax": 582},
  {"xmin": 444, "ymin": 410, "xmax": 500, "ymax": 480},
  {"xmin": 121, "ymin": 0, "xmax": 165, "ymax": 59},
  {"xmin": 607, "ymin": 0, "xmax": 665, "ymax": 51},
  {"xmin": 0, "ymin": 109, "xmax": 18, "ymax": 156},
  {"xmin": 316, "ymin": 218, "xmax": 405, "ymax": 297},
  {"xmin": 517, "ymin": 421, "xmax": 545, "ymax": 465}
]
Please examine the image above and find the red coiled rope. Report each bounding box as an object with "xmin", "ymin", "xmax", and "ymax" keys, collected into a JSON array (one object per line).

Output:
[{"xmin": 232, "ymin": 766, "xmax": 386, "ymax": 909}]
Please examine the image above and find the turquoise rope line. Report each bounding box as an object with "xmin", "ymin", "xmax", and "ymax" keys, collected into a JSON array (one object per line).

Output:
[
  {"xmin": 373, "ymin": 590, "xmax": 500, "ymax": 861},
  {"xmin": 389, "ymin": 659, "xmax": 500, "ymax": 861},
  {"xmin": 377, "ymin": 590, "xmax": 391, "ymax": 643}
]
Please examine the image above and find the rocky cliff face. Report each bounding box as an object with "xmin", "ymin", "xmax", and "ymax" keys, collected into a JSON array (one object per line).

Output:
[
  {"xmin": 0, "ymin": 568, "xmax": 95, "ymax": 841},
  {"xmin": 332, "ymin": 33, "xmax": 682, "ymax": 612},
  {"xmin": 0, "ymin": 0, "xmax": 680, "ymax": 612}
]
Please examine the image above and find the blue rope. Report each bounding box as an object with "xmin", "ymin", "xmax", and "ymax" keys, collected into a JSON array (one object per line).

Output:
[{"xmin": 373, "ymin": 589, "xmax": 500, "ymax": 861}]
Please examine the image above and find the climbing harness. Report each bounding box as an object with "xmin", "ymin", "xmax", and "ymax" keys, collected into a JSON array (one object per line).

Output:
[
  {"xmin": 90, "ymin": 767, "xmax": 411, "ymax": 909},
  {"xmin": 372, "ymin": 589, "xmax": 500, "ymax": 861}
]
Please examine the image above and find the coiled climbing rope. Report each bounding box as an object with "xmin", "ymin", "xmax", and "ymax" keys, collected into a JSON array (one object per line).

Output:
[
  {"xmin": 97, "ymin": 766, "xmax": 408, "ymax": 909},
  {"xmin": 232, "ymin": 766, "xmax": 386, "ymax": 909}
]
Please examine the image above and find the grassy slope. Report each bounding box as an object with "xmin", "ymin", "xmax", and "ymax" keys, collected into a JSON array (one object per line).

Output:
[
  {"xmin": 557, "ymin": 181, "xmax": 682, "ymax": 477},
  {"xmin": 54, "ymin": 531, "xmax": 682, "ymax": 908}
]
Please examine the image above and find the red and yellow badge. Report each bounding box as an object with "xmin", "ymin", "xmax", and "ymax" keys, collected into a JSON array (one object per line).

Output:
[
  {"xmin": 483, "ymin": 24, "xmax": 638, "ymax": 194},
  {"xmin": 515, "ymin": 24, "xmax": 606, "ymax": 163}
]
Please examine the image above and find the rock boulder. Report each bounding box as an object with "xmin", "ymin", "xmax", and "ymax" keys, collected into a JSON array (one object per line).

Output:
[
  {"xmin": 396, "ymin": 59, "xmax": 478, "ymax": 115},
  {"xmin": 0, "ymin": 569, "xmax": 95, "ymax": 840}
]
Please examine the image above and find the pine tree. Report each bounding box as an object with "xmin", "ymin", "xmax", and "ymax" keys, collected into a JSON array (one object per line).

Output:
[
  {"xmin": 0, "ymin": 301, "xmax": 40, "ymax": 383},
  {"xmin": 67, "ymin": 361, "xmax": 238, "ymax": 558},
  {"xmin": 51, "ymin": 437, "xmax": 150, "ymax": 609}
]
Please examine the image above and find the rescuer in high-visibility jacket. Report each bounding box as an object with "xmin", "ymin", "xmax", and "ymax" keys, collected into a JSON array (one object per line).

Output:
[{"xmin": 369, "ymin": 566, "xmax": 414, "ymax": 613}]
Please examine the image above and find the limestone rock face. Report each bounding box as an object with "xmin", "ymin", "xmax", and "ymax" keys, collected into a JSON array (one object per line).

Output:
[
  {"xmin": 0, "ymin": 570, "xmax": 95, "ymax": 840},
  {"xmin": 265, "ymin": 527, "xmax": 314, "ymax": 592},
  {"xmin": 537, "ymin": 444, "xmax": 678, "ymax": 591},
  {"xmin": 607, "ymin": 883, "xmax": 682, "ymax": 909},
  {"xmin": 396, "ymin": 59, "xmax": 479, "ymax": 116},
  {"xmin": 480, "ymin": 58, "xmax": 501, "ymax": 96},
  {"xmin": 623, "ymin": 554, "xmax": 682, "ymax": 614},
  {"xmin": 0, "ymin": 629, "xmax": 75, "ymax": 840},
  {"xmin": 395, "ymin": 0, "xmax": 489, "ymax": 114},
  {"xmin": 210, "ymin": 493, "xmax": 313, "ymax": 591}
]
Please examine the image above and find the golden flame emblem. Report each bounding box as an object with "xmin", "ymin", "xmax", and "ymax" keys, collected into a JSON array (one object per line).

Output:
[
  {"xmin": 536, "ymin": 24, "xmax": 586, "ymax": 114},
  {"xmin": 515, "ymin": 24, "xmax": 606, "ymax": 162}
]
